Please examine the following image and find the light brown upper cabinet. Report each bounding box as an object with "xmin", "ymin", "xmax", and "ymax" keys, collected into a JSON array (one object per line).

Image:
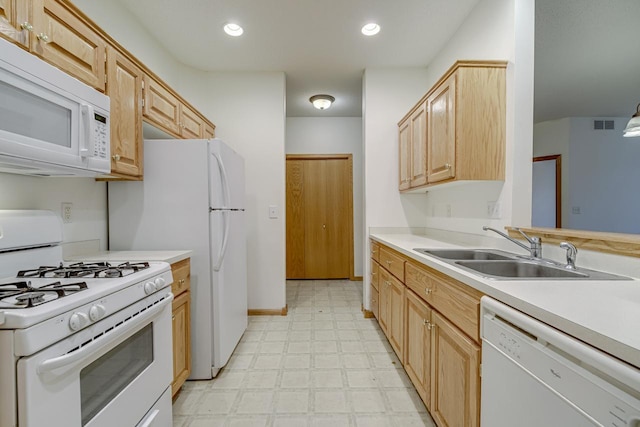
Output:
[
  {"xmin": 0, "ymin": 0, "xmax": 30, "ymax": 46},
  {"xmin": 143, "ymin": 75, "xmax": 210, "ymax": 139},
  {"xmin": 30, "ymin": 0, "xmax": 106, "ymax": 91},
  {"xmin": 203, "ymin": 122, "xmax": 215, "ymax": 139},
  {"xmin": 106, "ymin": 46, "xmax": 143, "ymax": 178},
  {"xmin": 398, "ymin": 119, "xmax": 411, "ymax": 190},
  {"xmin": 398, "ymin": 60, "xmax": 507, "ymax": 192}
]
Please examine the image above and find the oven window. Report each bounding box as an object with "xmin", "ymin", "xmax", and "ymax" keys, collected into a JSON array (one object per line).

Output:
[
  {"xmin": 80, "ymin": 324, "xmax": 153, "ymax": 425},
  {"xmin": 0, "ymin": 80, "xmax": 72, "ymax": 148}
]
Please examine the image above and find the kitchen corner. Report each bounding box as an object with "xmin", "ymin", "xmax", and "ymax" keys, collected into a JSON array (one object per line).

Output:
[{"xmin": 369, "ymin": 228, "xmax": 640, "ymax": 369}]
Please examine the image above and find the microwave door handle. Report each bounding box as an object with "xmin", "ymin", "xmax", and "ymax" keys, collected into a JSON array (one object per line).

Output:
[
  {"xmin": 36, "ymin": 295, "xmax": 172, "ymax": 375},
  {"xmin": 80, "ymin": 104, "xmax": 95, "ymax": 158}
]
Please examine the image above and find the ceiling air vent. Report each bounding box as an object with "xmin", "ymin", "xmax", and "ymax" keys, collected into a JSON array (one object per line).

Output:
[{"xmin": 593, "ymin": 120, "xmax": 615, "ymax": 130}]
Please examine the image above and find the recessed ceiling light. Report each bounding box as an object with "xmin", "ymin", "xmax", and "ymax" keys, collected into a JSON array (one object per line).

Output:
[
  {"xmin": 361, "ymin": 23, "xmax": 380, "ymax": 36},
  {"xmin": 224, "ymin": 23, "xmax": 244, "ymax": 37},
  {"xmin": 309, "ymin": 94, "xmax": 335, "ymax": 110}
]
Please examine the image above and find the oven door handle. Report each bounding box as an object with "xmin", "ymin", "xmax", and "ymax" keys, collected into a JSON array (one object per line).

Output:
[{"xmin": 37, "ymin": 294, "xmax": 173, "ymax": 375}]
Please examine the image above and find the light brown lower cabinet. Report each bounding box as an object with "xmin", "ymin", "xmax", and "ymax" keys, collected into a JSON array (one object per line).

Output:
[
  {"xmin": 170, "ymin": 258, "xmax": 191, "ymax": 397},
  {"xmin": 370, "ymin": 240, "xmax": 481, "ymax": 427}
]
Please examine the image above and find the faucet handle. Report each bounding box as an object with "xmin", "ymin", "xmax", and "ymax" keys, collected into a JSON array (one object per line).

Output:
[
  {"xmin": 559, "ymin": 242, "xmax": 577, "ymax": 270},
  {"xmin": 513, "ymin": 227, "xmax": 538, "ymax": 244}
]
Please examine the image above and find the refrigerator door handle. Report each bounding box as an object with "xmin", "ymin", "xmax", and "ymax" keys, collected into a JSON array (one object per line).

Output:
[
  {"xmin": 213, "ymin": 210, "xmax": 230, "ymax": 272},
  {"xmin": 212, "ymin": 151, "xmax": 231, "ymax": 208}
]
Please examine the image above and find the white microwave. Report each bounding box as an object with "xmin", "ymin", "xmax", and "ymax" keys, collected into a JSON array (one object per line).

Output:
[{"xmin": 0, "ymin": 38, "xmax": 110, "ymax": 177}]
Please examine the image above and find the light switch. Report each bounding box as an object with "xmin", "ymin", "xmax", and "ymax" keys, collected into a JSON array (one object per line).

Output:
[{"xmin": 268, "ymin": 205, "xmax": 278, "ymax": 219}]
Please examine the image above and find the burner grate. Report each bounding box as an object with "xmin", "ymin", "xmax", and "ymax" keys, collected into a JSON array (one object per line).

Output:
[
  {"xmin": 0, "ymin": 281, "xmax": 88, "ymax": 308},
  {"xmin": 17, "ymin": 261, "xmax": 150, "ymax": 279}
]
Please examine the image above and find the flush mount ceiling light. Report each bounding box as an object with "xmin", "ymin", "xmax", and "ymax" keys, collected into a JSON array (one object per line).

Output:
[
  {"xmin": 223, "ymin": 23, "xmax": 243, "ymax": 37},
  {"xmin": 361, "ymin": 23, "xmax": 380, "ymax": 36},
  {"xmin": 309, "ymin": 94, "xmax": 335, "ymax": 110},
  {"xmin": 623, "ymin": 103, "xmax": 640, "ymax": 137}
]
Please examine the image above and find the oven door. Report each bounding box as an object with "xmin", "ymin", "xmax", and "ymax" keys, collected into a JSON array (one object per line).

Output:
[{"xmin": 17, "ymin": 293, "xmax": 173, "ymax": 427}]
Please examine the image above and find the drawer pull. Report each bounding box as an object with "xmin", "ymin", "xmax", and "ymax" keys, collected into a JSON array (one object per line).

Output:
[
  {"xmin": 422, "ymin": 319, "xmax": 433, "ymax": 330},
  {"xmin": 372, "ymin": 299, "xmax": 376, "ymax": 303},
  {"xmin": 386, "ymin": 260, "xmax": 392, "ymax": 266},
  {"xmin": 425, "ymin": 288, "xmax": 432, "ymax": 295},
  {"xmin": 371, "ymin": 272, "xmax": 377, "ymax": 276},
  {"xmin": 385, "ymin": 281, "xmax": 391, "ymax": 287}
]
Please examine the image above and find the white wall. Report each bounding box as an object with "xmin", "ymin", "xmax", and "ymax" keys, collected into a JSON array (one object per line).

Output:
[
  {"xmin": 0, "ymin": 175, "xmax": 107, "ymax": 251},
  {"xmin": 535, "ymin": 117, "xmax": 640, "ymax": 233},
  {"xmin": 286, "ymin": 117, "xmax": 364, "ymax": 277},
  {"xmin": 533, "ymin": 118, "xmax": 570, "ymax": 225}
]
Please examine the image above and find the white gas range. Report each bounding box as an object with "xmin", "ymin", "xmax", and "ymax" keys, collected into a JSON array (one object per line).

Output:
[{"xmin": 0, "ymin": 210, "xmax": 174, "ymax": 427}]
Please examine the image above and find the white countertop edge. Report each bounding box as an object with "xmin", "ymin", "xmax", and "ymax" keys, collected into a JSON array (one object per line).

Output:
[
  {"xmin": 370, "ymin": 232, "xmax": 640, "ymax": 370},
  {"xmin": 66, "ymin": 250, "xmax": 193, "ymax": 265}
]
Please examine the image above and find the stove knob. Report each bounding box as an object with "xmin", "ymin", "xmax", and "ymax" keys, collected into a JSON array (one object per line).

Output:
[
  {"xmin": 154, "ymin": 277, "xmax": 167, "ymax": 289},
  {"xmin": 89, "ymin": 304, "xmax": 106, "ymax": 321},
  {"xmin": 69, "ymin": 312, "xmax": 89, "ymax": 331},
  {"xmin": 144, "ymin": 281, "xmax": 157, "ymax": 295}
]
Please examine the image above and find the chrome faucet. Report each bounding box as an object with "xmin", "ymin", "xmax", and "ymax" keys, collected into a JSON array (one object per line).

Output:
[
  {"xmin": 482, "ymin": 226, "xmax": 542, "ymax": 258},
  {"xmin": 559, "ymin": 242, "xmax": 578, "ymax": 270}
]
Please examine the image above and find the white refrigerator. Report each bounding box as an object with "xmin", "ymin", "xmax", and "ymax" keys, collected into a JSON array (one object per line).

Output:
[{"xmin": 108, "ymin": 138, "xmax": 248, "ymax": 379}]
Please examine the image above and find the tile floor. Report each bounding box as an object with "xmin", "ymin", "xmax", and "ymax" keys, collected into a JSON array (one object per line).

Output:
[{"xmin": 172, "ymin": 279, "xmax": 436, "ymax": 427}]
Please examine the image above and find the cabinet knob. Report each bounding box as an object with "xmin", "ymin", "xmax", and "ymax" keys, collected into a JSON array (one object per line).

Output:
[
  {"xmin": 36, "ymin": 33, "xmax": 50, "ymax": 43},
  {"xmin": 20, "ymin": 22, "xmax": 33, "ymax": 32},
  {"xmin": 372, "ymin": 298, "xmax": 376, "ymax": 303},
  {"xmin": 386, "ymin": 260, "xmax": 392, "ymax": 266},
  {"xmin": 424, "ymin": 287, "xmax": 432, "ymax": 295},
  {"xmin": 112, "ymin": 154, "xmax": 121, "ymax": 161},
  {"xmin": 322, "ymin": 224, "xmax": 326, "ymax": 230},
  {"xmin": 384, "ymin": 280, "xmax": 391, "ymax": 287},
  {"xmin": 445, "ymin": 163, "xmax": 451, "ymax": 169}
]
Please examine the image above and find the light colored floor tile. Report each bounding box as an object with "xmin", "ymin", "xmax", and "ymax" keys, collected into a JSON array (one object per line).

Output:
[
  {"xmin": 313, "ymin": 390, "xmax": 349, "ymax": 413},
  {"xmin": 195, "ymin": 391, "xmax": 238, "ymax": 415},
  {"xmin": 236, "ymin": 391, "xmax": 274, "ymax": 414},
  {"xmin": 275, "ymin": 390, "xmax": 310, "ymax": 413},
  {"xmin": 174, "ymin": 280, "xmax": 436, "ymax": 426}
]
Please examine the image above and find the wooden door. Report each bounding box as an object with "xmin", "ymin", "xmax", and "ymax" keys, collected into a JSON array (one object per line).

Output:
[
  {"xmin": 171, "ymin": 290, "xmax": 191, "ymax": 397},
  {"xmin": 31, "ymin": 0, "xmax": 106, "ymax": 91},
  {"xmin": 388, "ymin": 273, "xmax": 405, "ymax": 360},
  {"xmin": 286, "ymin": 155, "xmax": 353, "ymax": 279},
  {"xmin": 378, "ymin": 268, "xmax": 391, "ymax": 334},
  {"xmin": 0, "ymin": 0, "xmax": 29, "ymax": 46},
  {"xmin": 431, "ymin": 311, "xmax": 480, "ymax": 427},
  {"xmin": 180, "ymin": 104, "xmax": 204, "ymax": 139},
  {"xmin": 410, "ymin": 101, "xmax": 428, "ymax": 187},
  {"xmin": 106, "ymin": 46, "xmax": 143, "ymax": 178},
  {"xmin": 404, "ymin": 289, "xmax": 432, "ymax": 409},
  {"xmin": 428, "ymin": 73, "xmax": 456, "ymax": 183},
  {"xmin": 398, "ymin": 118, "xmax": 411, "ymax": 190},
  {"xmin": 143, "ymin": 75, "xmax": 181, "ymax": 136}
]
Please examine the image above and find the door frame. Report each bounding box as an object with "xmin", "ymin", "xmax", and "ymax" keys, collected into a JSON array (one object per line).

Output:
[
  {"xmin": 286, "ymin": 154, "xmax": 355, "ymax": 280},
  {"xmin": 533, "ymin": 154, "xmax": 562, "ymax": 228}
]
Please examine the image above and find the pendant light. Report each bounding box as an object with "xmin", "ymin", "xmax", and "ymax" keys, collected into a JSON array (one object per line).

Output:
[
  {"xmin": 309, "ymin": 94, "xmax": 335, "ymax": 110},
  {"xmin": 623, "ymin": 103, "xmax": 640, "ymax": 137}
]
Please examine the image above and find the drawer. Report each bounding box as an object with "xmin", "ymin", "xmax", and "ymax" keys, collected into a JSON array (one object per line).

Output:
[
  {"xmin": 370, "ymin": 286, "xmax": 379, "ymax": 319},
  {"xmin": 371, "ymin": 241, "xmax": 380, "ymax": 262},
  {"xmin": 170, "ymin": 258, "xmax": 190, "ymax": 296},
  {"xmin": 379, "ymin": 247, "xmax": 405, "ymax": 282},
  {"xmin": 406, "ymin": 262, "xmax": 481, "ymax": 342},
  {"xmin": 371, "ymin": 260, "xmax": 379, "ymax": 291}
]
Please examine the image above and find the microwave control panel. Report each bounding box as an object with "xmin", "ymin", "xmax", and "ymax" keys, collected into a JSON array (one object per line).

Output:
[{"xmin": 93, "ymin": 113, "xmax": 108, "ymax": 159}]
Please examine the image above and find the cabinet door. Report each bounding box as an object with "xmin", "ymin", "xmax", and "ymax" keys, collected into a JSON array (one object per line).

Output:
[
  {"xmin": 398, "ymin": 118, "xmax": 411, "ymax": 190},
  {"xmin": 378, "ymin": 268, "xmax": 391, "ymax": 335},
  {"xmin": 31, "ymin": 0, "xmax": 106, "ymax": 91},
  {"xmin": 106, "ymin": 46, "xmax": 143, "ymax": 177},
  {"xmin": 431, "ymin": 311, "xmax": 480, "ymax": 427},
  {"xmin": 0, "ymin": 0, "xmax": 29, "ymax": 46},
  {"xmin": 428, "ymin": 73, "xmax": 456, "ymax": 183},
  {"xmin": 404, "ymin": 289, "xmax": 432, "ymax": 409},
  {"xmin": 370, "ymin": 286, "xmax": 379, "ymax": 320},
  {"xmin": 180, "ymin": 104, "xmax": 204, "ymax": 139},
  {"xmin": 143, "ymin": 75, "xmax": 181, "ymax": 136},
  {"xmin": 410, "ymin": 101, "xmax": 428, "ymax": 187},
  {"xmin": 388, "ymin": 274, "xmax": 405, "ymax": 361},
  {"xmin": 172, "ymin": 290, "xmax": 191, "ymax": 397},
  {"xmin": 203, "ymin": 122, "xmax": 215, "ymax": 139}
]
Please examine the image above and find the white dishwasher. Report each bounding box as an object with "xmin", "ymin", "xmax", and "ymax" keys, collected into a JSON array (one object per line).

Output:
[{"xmin": 481, "ymin": 296, "xmax": 640, "ymax": 426}]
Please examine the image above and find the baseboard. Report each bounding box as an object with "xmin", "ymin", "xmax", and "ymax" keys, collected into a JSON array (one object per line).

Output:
[
  {"xmin": 350, "ymin": 275, "xmax": 363, "ymax": 281},
  {"xmin": 248, "ymin": 305, "xmax": 288, "ymax": 316}
]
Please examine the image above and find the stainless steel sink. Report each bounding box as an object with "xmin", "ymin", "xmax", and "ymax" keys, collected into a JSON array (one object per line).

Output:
[
  {"xmin": 455, "ymin": 260, "xmax": 589, "ymax": 279},
  {"xmin": 413, "ymin": 247, "xmax": 631, "ymax": 280},
  {"xmin": 413, "ymin": 248, "xmax": 516, "ymax": 261}
]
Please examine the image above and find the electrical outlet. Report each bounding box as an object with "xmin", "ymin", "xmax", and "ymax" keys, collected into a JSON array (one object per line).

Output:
[
  {"xmin": 61, "ymin": 202, "xmax": 72, "ymax": 223},
  {"xmin": 572, "ymin": 206, "xmax": 581, "ymax": 215},
  {"xmin": 268, "ymin": 205, "xmax": 278, "ymax": 219}
]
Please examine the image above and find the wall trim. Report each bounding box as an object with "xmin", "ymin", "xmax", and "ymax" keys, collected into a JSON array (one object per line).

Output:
[{"xmin": 248, "ymin": 305, "xmax": 288, "ymax": 316}]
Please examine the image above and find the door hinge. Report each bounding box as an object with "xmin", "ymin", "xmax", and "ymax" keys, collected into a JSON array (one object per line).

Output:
[{"xmin": 479, "ymin": 363, "xmax": 482, "ymax": 377}]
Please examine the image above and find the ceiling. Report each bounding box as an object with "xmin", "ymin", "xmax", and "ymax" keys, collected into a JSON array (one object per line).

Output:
[
  {"xmin": 116, "ymin": 0, "xmax": 640, "ymax": 121},
  {"xmin": 115, "ymin": 0, "xmax": 479, "ymax": 117}
]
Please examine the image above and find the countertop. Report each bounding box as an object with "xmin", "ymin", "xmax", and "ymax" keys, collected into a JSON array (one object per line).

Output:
[
  {"xmin": 66, "ymin": 250, "xmax": 192, "ymax": 265},
  {"xmin": 370, "ymin": 232, "xmax": 640, "ymax": 370}
]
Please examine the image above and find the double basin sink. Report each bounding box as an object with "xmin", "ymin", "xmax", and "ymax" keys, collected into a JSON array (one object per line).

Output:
[{"xmin": 413, "ymin": 248, "xmax": 630, "ymax": 280}]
